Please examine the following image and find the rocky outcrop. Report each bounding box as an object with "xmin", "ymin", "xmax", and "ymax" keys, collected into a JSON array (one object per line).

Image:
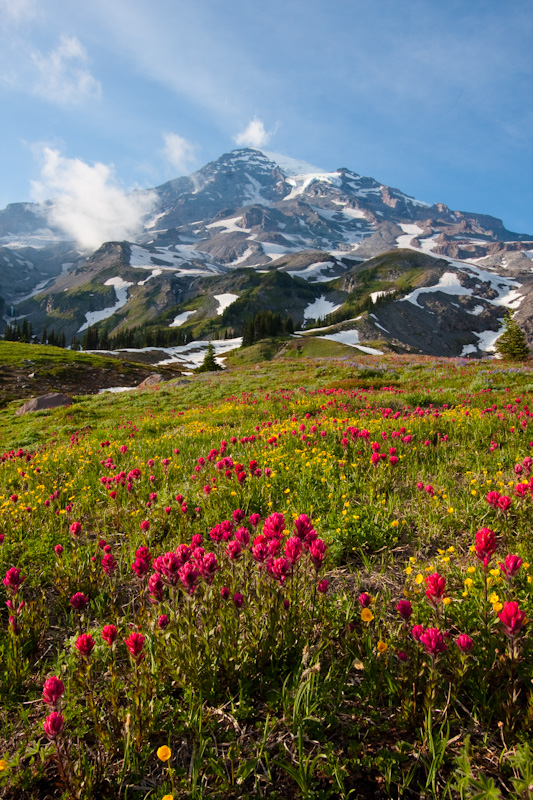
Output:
[{"xmin": 16, "ymin": 393, "xmax": 73, "ymax": 415}]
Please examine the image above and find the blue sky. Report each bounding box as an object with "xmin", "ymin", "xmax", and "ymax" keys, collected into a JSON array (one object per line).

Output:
[{"xmin": 1, "ymin": 0, "xmax": 532, "ymax": 234}]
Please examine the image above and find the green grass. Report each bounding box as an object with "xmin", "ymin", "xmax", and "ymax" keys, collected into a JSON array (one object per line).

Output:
[{"xmin": 2, "ymin": 351, "xmax": 533, "ymax": 798}]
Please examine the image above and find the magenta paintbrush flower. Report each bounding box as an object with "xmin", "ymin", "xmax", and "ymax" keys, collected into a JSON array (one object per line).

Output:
[
  {"xmin": 125, "ymin": 632, "xmax": 145, "ymax": 663},
  {"xmin": 498, "ymin": 601, "xmax": 527, "ymax": 638},
  {"xmin": 102, "ymin": 624, "xmax": 118, "ymax": 646},
  {"xmin": 42, "ymin": 676, "xmax": 65, "ymax": 706},
  {"xmin": 456, "ymin": 634, "xmax": 474, "ymax": 653},
  {"xmin": 396, "ymin": 600, "xmax": 413, "ymax": 620},
  {"xmin": 75, "ymin": 633, "xmax": 95, "ymax": 657},
  {"xmin": 69, "ymin": 592, "xmax": 89, "ymax": 611},
  {"xmin": 3, "ymin": 567, "xmax": 25, "ymax": 595},
  {"xmin": 474, "ymin": 528, "xmax": 497, "ymax": 568},
  {"xmin": 285, "ymin": 536, "xmax": 303, "ymax": 565},
  {"xmin": 43, "ymin": 712, "xmax": 64, "ymax": 740},
  {"xmin": 419, "ymin": 627, "xmax": 447, "ymax": 656},
  {"xmin": 424, "ymin": 573, "xmax": 446, "ymax": 606},
  {"xmin": 499, "ymin": 554, "xmax": 523, "ymax": 580}
]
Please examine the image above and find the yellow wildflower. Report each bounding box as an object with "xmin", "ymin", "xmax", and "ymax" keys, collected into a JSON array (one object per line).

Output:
[
  {"xmin": 157, "ymin": 745, "xmax": 172, "ymax": 762},
  {"xmin": 377, "ymin": 641, "xmax": 388, "ymax": 654},
  {"xmin": 361, "ymin": 608, "xmax": 374, "ymax": 622}
]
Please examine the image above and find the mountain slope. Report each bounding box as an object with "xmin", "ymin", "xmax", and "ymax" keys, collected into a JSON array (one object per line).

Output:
[{"xmin": 2, "ymin": 148, "xmax": 533, "ymax": 359}]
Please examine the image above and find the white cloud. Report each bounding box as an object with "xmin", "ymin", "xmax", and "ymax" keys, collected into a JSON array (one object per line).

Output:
[
  {"xmin": 162, "ymin": 132, "xmax": 198, "ymax": 174},
  {"xmin": 0, "ymin": 0, "xmax": 37, "ymax": 22},
  {"xmin": 234, "ymin": 117, "xmax": 272, "ymax": 149},
  {"xmin": 32, "ymin": 35, "xmax": 101, "ymax": 105},
  {"xmin": 31, "ymin": 147, "xmax": 157, "ymax": 251}
]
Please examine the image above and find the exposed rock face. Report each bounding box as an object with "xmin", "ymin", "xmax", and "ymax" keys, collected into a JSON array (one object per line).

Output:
[
  {"xmin": 16, "ymin": 393, "xmax": 73, "ymax": 415},
  {"xmin": 3, "ymin": 147, "xmax": 533, "ymax": 358},
  {"xmin": 137, "ymin": 373, "xmax": 166, "ymax": 389}
]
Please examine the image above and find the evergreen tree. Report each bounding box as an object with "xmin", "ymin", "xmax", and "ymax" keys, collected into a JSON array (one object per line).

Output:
[
  {"xmin": 196, "ymin": 342, "xmax": 222, "ymax": 373},
  {"xmin": 42, "ymin": 326, "xmax": 47, "ymax": 345},
  {"xmin": 496, "ymin": 312, "xmax": 530, "ymax": 361}
]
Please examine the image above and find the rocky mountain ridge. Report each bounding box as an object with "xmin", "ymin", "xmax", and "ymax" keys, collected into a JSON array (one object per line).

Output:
[{"xmin": 1, "ymin": 148, "xmax": 532, "ymax": 360}]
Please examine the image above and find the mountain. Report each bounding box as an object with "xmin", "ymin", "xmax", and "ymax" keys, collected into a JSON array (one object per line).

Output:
[{"xmin": 1, "ymin": 148, "xmax": 533, "ymax": 360}]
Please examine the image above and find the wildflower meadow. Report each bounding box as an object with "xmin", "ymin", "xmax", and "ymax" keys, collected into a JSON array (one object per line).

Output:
[{"xmin": 1, "ymin": 353, "xmax": 533, "ymax": 799}]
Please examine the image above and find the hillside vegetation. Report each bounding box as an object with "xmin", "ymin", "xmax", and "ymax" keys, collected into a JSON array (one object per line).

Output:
[{"xmin": 1, "ymin": 353, "xmax": 533, "ymax": 798}]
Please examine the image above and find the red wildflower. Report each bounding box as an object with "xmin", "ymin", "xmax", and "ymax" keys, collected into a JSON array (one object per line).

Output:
[
  {"xmin": 102, "ymin": 624, "xmax": 118, "ymax": 646},
  {"xmin": 419, "ymin": 627, "xmax": 447, "ymax": 656},
  {"xmin": 424, "ymin": 573, "xmax": 446, "ymax": 606},
  {"xmin": 499, "ymin": 554, "xmax": 523, "ymax": 580},
  {"xmin": 456, "ymin": 634, "xmax": 474, "ymax": 653},
  {"xmin": 396, "ymin": 599, "xmax": 413, "ymax": 620},
  {"xmin": 42, "ymin": 676, "xmax": 65, "ymax": 706},
  {"xmin": 3, "ymin": 567, "xmax": 25, "ymax": 594},
  {"xmin": 475, "ymin": 527, "xmax": 497, "ymax": 568},
  {"xmin": 498, "ymin": 601, "xmax": 527, "ymax": 638},
  {"xmin": 69, "ymin": 592, "xmax": 89, "ymax": 611},
  {"xmin": 43, "ymin": 712, "xmax": 64, "ymax": 740},
  {"xmin": 75, "ymin": 633, "xmax": 95, "ymax": 657},
  {"xmin": 125, "ymin": 632, "xmax": 145, "ymax": 662}
]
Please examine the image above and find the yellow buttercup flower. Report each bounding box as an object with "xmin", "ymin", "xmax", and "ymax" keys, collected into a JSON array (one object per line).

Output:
[
  {"xmin": 0, "ymin": 759, "xmax": 7, "ymax": 771},
  {"xmin": 162, "ymin": 796, "xmax": 174, "ymax": 800},
  {"xmin": 377, "ymin": 641, "xmax": 388, "ymax": 653},
  {"xmin": 361, "ymin": 608, "xmax": 374, "ymax": 622},
  {"xmin": 415, "ymin": 574, "xmax": 424, "ymax": 585},
  {"xmin": 443, "ymin": 597, "xmax": 452, "ymax": 606},
  {"xmin": 157, "ymin": 745, "xmax": 172, "ymax": 762}
]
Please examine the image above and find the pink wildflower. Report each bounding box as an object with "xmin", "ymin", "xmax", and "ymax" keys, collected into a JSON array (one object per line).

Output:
[
  {"xmin": 498, "ymin": 601, "xmax": 527, "ymax": 638},
  {"xmin": 358, "ymin": 592, "xmax": 372, "ymax": 608},
  {"xmin": 424, "ymin": 573, "xmax": 446, "ymax": 606},
  {"xmin": 101, "ymin": 553, "xmax": 117, "ymax": 575},
  {"xmin": 75, "ymin": 634, "xmax": 95, "ymax": 657},
  {"xmin": 499, "ymin": 554, "xmax": 523, "ymax": 580},
  {"xmin": 43, "ymin": 712, "xmax": 64, "ymax": 740},
  {"xmin": 411, "ymin": 624, "xmax": 425, "ymax": 642},
  {"xmin": 456, "ymin": 634, "xmax": 474, "ymax": 653},
  {"xmin": 475, "ymin": 528, "xmax": 497, "ymax": 568},
  {"xmin": 3, "ymin": 567, "xmax": 25, "ymax": 594},
  {"xmin": 42, "ymin": 676, "xmax": 65, "ymax": 706},
  {"xmin": 419, "ymin": 627, "xmax": 447, "ymax": 656},
  {"xmin": 69, "ymin": 592, "xmax": 89, "ymax": 611},
  {"xmin": 285, "ymin": 536, "xmax": 303, "ymax": 565},
  {"xmin": 102, "ymin": 624, "xmax": 118, "ymax": 646},
  {"xmin": 125, "ymin": 632, "xmax": 145, "ymax": 663},
  {"xmin": 69, "ymin": 521, "xmax": 82, "ymax": 537},
  {"xmin": 396, "ymin": 599, "xmax": 413, "ymax": 620}
]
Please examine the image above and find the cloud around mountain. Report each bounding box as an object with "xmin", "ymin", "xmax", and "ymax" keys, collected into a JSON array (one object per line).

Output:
[
  {"xmin": 31, "ymin": 147, "xmax": 156, "ymax": 251},
  {"xmin": 234, "ymin": 118, "xmax": 272, "ymax": 149}
]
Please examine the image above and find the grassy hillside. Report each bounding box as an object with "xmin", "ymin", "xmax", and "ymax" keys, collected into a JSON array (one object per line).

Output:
[
  {"xmin": 0, "ymin": 341, "xmax": 184, "ymax": 409},
  {"xmin": 1, "ymin": 353, "xmax": 533, "ymax": 798}
]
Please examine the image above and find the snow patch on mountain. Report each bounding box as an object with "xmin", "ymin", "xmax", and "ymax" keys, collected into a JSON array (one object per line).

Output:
[
  {"xmin": 396, "ymin": 223, "xmax": 425, "ymax": 249},
  {"xmin": 284, "ymin": 171, "xmax": 343, "ymax": 201},
  {"xmin": 214, "ymin": 293, "xmax": 239, "ymax": 315},
  {"xmin": 137, "ymin": 269, "xmax": 162, "ymax": 286},
  {"xmin": 260, "ymin": 151, "xmax": 326, "ymax": 177},
  {"xmin": 402, "ymin": 272, "xmax": 473, "ymax": 308},
  {"xmin": 206, "ymin": 216, "xmax": 246, "ymax": 233},
  {"xmin": 287, "ymin": 261, "xmax": 337, "ymax": 282},
  {"xmin": 303, "ymin": 296, "xmax": 342, "ymax": 322},
  {"xmin": 169, "ymin": 310, "xmax": 196, "ymax": 327},
  {"xmin": 78, "ymin": 276, "xmax": 133, "ymax": 332},
  {"xmin": 317, "ymin": 328, "xmax": 384, "ymax": 355}
]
